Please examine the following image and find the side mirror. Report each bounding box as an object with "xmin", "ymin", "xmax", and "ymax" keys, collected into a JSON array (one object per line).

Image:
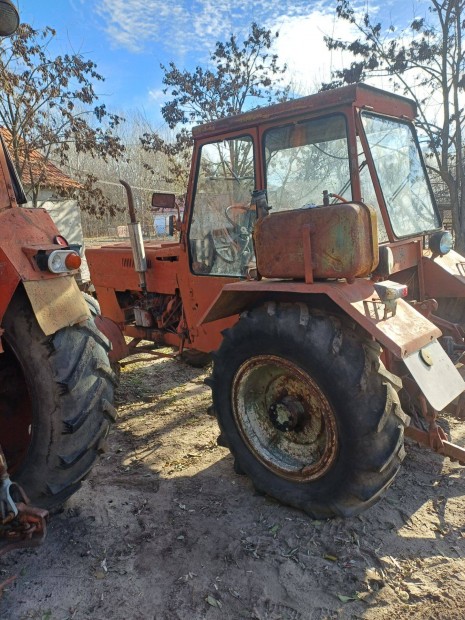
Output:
[
  {"xmin": 152, "ymin": 192, "xmax": 176, "ymax": 211},
  {"xmin": 152, "ymin": 192, "xmax": 182, "ymax": 233},
  {"xmin": 0, "ymin": 0, "xmax": 19, "ymax": 37}
]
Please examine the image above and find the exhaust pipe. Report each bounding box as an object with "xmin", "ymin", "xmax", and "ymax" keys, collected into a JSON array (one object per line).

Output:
[{"xmin": 120, "ymin": 180, "xmax": 147, "ymax": 291}]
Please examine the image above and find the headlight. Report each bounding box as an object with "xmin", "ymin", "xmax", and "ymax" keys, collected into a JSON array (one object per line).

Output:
[
  {"xmin": 373, "ymin": 280, "xmax": 408, "ymax": 319},
  {"xmin": 429, "ymin": 231, "xmax": 453, "ymax": 256},
  {"xmin": 0, "ymin": 0, "xmax": 19, "ymax": 37},
  {"xmin": 47, "ymin": 250, "xmax": 81, "ymax": 273}
]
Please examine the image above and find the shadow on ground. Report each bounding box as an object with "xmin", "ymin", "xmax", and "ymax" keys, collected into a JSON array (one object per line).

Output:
[{"xmin": 1, "ymin": 356, "xmax": 465, "ymax": 620}]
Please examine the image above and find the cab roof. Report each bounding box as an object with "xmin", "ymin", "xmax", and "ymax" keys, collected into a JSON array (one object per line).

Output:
[{"xmin": 192, "ymin": 83, "xmax": 417, "ymax": 141}]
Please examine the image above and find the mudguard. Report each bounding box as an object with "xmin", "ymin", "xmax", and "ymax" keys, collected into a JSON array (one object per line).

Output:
[
  {"xmin": 199, "ymin": 278, "xmax": 465, "ymax": 411},
  {"xmin": 23, "ymin": 278, "xmax": 89, "ymax": 336}
]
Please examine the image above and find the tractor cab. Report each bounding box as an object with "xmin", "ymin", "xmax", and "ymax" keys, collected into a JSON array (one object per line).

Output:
[{"xmin": 187, "ymin": 83, "xmax": 448, "ymax": 284}]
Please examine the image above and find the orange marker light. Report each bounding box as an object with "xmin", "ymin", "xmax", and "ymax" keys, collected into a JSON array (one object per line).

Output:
[{"xmin": 65, "ymin": 252, "xmax": 81, "ymax": 270}]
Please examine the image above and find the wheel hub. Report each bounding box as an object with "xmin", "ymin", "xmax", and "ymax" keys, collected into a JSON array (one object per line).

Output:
[{"xmin": 268, "ymin": 395, "xmax": 304, "ymax": 432}]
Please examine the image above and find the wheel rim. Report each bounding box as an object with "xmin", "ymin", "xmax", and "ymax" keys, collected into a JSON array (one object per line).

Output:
[{"xmin": 232, "ymin": 355, "xmax": 338, "ymax": 481}]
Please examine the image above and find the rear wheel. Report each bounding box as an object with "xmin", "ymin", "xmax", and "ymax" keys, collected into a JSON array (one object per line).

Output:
[
  {"xmin": 0, "ymin": 290, "xmax": 117, "ymax": 510},
  {"xmin": 212, "ymin": 303, "xmax": 409, "ymax": 518}
]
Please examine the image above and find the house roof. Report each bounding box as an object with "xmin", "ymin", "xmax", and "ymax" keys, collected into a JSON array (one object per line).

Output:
[{"xmin": 0, "ymin": 128, "xmax": 81, "ymax": 191}]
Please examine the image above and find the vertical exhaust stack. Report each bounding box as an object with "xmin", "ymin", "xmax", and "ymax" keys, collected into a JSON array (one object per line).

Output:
[{"xmin": 120, "ymin": 180, "xmax": 147, "ymax": 292}]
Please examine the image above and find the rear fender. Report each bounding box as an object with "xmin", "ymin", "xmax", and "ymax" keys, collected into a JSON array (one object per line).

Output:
[
  {"xmin": 199, "ymin": 279, "xmax": 465, "ymax": 411},
  {"xmin": 1, "ymin": 276, "xmax": 89, "ymax": 337},
  {"xmin": 0, "ymin": 247, "xmax": 21, "ymax": 321}
]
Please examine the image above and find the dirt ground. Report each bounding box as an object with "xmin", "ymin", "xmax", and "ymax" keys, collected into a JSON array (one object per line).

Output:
[{"xmin": 2, "ymin": 353, "xmax": 465, "ymax": 620}]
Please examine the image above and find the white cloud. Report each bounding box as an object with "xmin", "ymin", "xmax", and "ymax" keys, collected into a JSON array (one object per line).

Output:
[
  {"xmin": 94, "ymin": 0, "xmax": 374, "ymax": 101},
  {"xmin": 270, "ymin": 9, "xmax": 362, "ymax": 94},
  {"xmin": 148, "ymin": 89, "xmax": 166, "ymax": 102},
  {"xmin": 269, "ymin": 4, "xmax": 461, "ymax": 137},
  {"xmin": 148, "ymin": 88, "xmax": 171, "ymax": 114},
  {"xmin": 95, "ymin": 0, "xmax": 326, "ymax": 54},
  {"xmin": 95, "ymin": 0, "xmax": 173, "ymax": 53},
  {"xmin": 98, "ymin": 0, "xmax": 455, "ymax": 126}
]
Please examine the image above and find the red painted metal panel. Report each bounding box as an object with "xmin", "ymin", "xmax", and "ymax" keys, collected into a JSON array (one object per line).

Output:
[
  {"xmin": 93, "ymin": 286, "xmax": 125, "ymax": 324},
  {"xmin": 192, "ymin": 84, "xmax": 416, "ymax": 141},
  {"xmin": 0, "ymin": 247, "xmax": 20, "ymax": 321},
  {"xmin": 199, "ymin": 278, "xmax": 440, "ymax": 359},
  {"xmin": 95, "ymin": 315, "xmax": 129, "ymax": 362},
  {"xmin": 0, "ymin": 208, "xmax": 77, "ymax": 321},
  {"xmin": 87, "ymin": 242, "xmax": 181, "ymax": 296},
  {"xmin": 423, "ymin": 250, "xmax": 465, "ymax": 298},
  {"xmin": 389, "ymin": 240, "xmax": 421, "ymax": 274}
]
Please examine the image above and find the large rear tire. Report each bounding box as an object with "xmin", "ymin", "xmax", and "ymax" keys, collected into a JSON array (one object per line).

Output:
[
  {"xmin": 211, "ymin": 303, "xmax": 409, "ymax": 518},
  {"xmin": 0, "ymin": 290, "xmax": 117, "ymax": 510}
]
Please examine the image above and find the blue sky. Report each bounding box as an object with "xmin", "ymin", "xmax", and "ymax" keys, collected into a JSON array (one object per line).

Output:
[{"xmin": 18, "ymin": 0, "xmax": 427, "ymax": 128}]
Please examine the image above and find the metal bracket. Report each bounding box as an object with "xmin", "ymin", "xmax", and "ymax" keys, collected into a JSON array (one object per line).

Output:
[
  {"xmin": 0, "ymin": 445, "xmax": 48, "ymax": 555},
  {"xmin": 404, "ymin": 393, "xmax": 465, "ymax": 464}
]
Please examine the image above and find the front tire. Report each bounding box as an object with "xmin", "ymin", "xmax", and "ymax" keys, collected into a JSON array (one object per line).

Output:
[
  {"xmin": 212, "ymin": 303, "xmax": 409, "ymax": 518},
  {"xmin": 0, "ymin": 290, "xmax": 117, "ymax": 510}
]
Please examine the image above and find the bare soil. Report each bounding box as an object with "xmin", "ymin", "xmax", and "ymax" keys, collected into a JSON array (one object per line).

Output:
[{"xmin": 2, "ymin": 353, "xmax": 465, "ymax": 620}]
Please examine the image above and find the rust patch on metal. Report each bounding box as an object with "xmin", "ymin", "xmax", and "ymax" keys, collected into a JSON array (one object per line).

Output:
[
  {"xmin": 0, "ymin": 444, "xmax": 48, "ymax": 556},
  {"xmin": 0, "ymin": 501, "xmax": 48, "ymax": 555},
  {"xmin": 405, "ymin": 426, "xmax": 465, "ymax": 465},
  {"xmin": 200, "ymin": 279, "xmax": 440, "ymax": 359}
]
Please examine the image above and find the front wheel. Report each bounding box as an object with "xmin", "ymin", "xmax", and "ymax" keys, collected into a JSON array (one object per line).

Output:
[
  {"xmin": 0, "ymin": 290, "xmax": 117, "ymax": 510},
  {"xmin": 211, "ymin": 303, "xmax": 409, "ymax": 518}
]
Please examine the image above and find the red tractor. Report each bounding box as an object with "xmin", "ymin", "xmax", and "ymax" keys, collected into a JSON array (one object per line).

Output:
[
  {"xmin": 0, "ymin": 0, "xmax": 116, "ymax": 552},
  {"xmin": 88, "ymin": 83, "xmax": 465, "ymax": 518}
]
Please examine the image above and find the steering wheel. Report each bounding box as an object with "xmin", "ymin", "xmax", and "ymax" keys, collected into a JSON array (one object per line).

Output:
[
  {"xmin": 212, "ymin": 227, "xmax": 239, "ymax": 264},
  {"xmin": 224, "ymin": 204, "xmax": 253, "ymax": 227},
  {"xmin": 212, "ymin": 203, "xmax": 256, "ymax": 266}
]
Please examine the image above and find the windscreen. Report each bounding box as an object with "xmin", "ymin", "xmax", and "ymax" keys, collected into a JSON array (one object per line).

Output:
[{"xmin": 264, "ymin": 115, "xmax": 351, "ymax": 211}]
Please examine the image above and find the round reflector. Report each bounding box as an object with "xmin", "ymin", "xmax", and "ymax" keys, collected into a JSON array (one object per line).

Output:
[{"xmin": 0, "ymin": 0, "xmax": 19, "ymax": 37}]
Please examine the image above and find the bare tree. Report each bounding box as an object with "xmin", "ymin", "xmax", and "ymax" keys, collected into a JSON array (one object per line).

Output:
[
  {"xmin": 0, "ymin": 22, "xmax": 125, "ymax": 215},
  {"xmin": 141, "ymin": 23, "xmax": 290, "ymax": 188},
  {"xmin": 71, "ymin": 112, "xmax": 177, "ymax": 238}
]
